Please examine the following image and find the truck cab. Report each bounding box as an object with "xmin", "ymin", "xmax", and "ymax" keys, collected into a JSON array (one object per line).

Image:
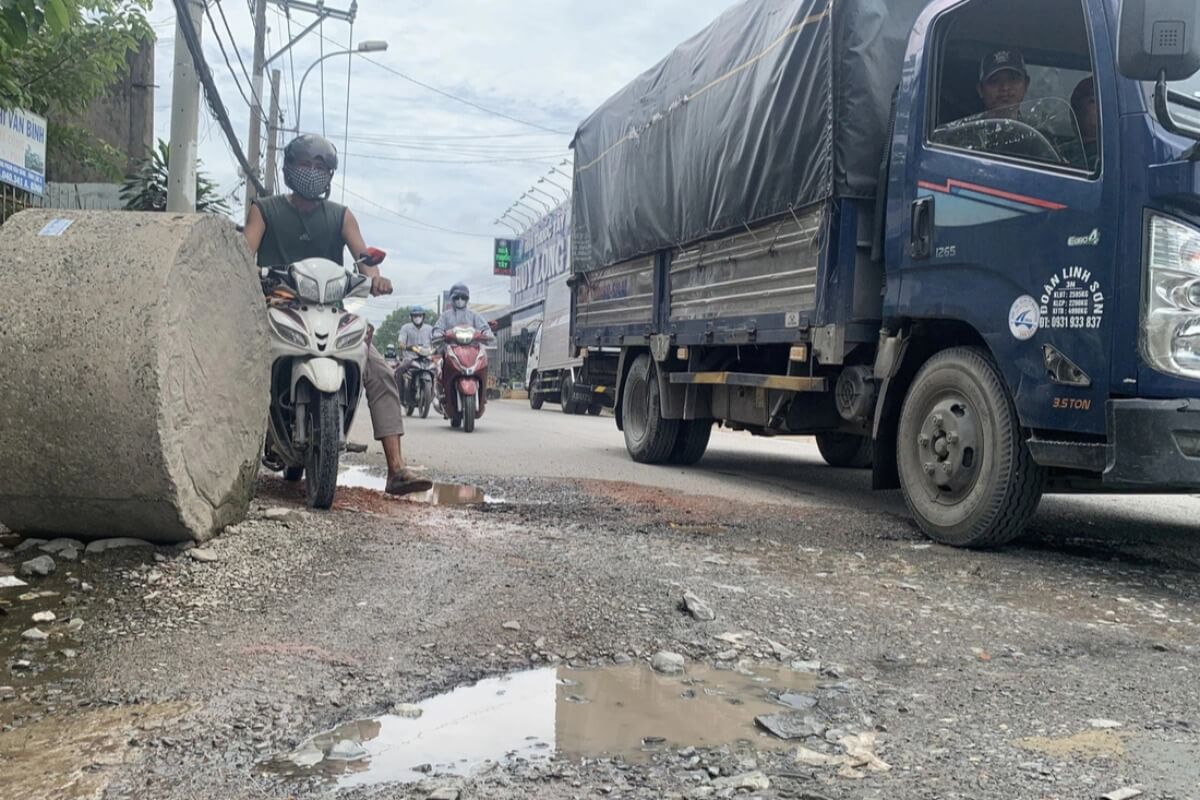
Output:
[{"xmin": 571, "ymin": 0, "xmax": 1200, "ymax": 547}]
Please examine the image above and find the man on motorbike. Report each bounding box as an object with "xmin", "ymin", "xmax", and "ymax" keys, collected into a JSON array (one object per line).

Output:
[
  {"xmin": 397, "ymin": 305, "xmax": 434, "ymax": 376},
  {"xmin": 243, "ymin": 133, "xmax": 432, "ymax": 496},
  {"xmin": 433, "ymin": 283, "xmax": 496, "ymax": 415}
]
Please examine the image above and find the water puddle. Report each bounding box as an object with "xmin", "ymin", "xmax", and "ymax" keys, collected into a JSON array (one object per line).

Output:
[
  {"xmin": 264, "ymin": 662, "xmax": 817, "ymax": 788},
  {"xmin": 338, "ymin": 466, "xmax": 498, "ymax": 505}
]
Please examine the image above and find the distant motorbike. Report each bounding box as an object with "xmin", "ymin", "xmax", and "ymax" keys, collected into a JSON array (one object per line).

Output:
[
  {"xmin": 261, "ymin": 253, "xmax": 379, "ymax": 508},
  {"xmin": 436, "ymin": 325, "xmax": 489, "ymax": 433},
  {"xmin": 398, "ymin": 345, "xmax": 436, "ymax": 419}
]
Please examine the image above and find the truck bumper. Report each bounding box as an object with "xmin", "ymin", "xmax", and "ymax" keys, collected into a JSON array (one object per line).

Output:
[{"xmin": 1103, "ymin": 398, "xmax": 1200, "ymax": 489}]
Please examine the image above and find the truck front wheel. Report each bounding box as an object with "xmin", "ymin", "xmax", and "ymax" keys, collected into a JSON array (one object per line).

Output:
[
  {"xmin": 528, "ymin": 372, "xmax": 544, "ymax": 410},
  {"xmin": 815, "ymin": 432, "xmax": 873, "ymax": 469},
  {"xmin": 622, "ymin": 354, "xmax": 679, "ymax": 463},
  {"xmin": 897, "ymin": 347, "xmax": 1044, "ymax": 548}
]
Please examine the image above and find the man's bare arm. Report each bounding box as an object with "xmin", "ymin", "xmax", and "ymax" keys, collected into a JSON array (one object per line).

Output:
[{"xmin": 244, "ymin": 203, "xmax": 266, "ymax": 256}]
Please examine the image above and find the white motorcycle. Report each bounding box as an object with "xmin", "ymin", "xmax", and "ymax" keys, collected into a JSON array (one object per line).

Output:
[{"xmin": 260, "ymin": 256, "xmax": 376, "ymax": 508}]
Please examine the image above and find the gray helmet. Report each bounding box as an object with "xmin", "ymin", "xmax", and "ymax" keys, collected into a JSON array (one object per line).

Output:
[
  {"xmin": 450, "ymin": 283, "xmax": 470, "ymax": 301},
  {"xmin": 284, "ymin": 134, "xmax": 338, "ymax": 171}
]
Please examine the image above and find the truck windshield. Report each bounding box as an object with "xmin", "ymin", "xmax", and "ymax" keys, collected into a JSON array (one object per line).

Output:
[{"xmin": 1169, "ymin": 74, "xmax": 1200, "ymax": 127}]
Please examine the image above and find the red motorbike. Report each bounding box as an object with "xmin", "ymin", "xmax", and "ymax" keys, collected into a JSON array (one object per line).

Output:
[{"xmin": 436, "ymin": 325, "xmax": 489, "ymax": 433}]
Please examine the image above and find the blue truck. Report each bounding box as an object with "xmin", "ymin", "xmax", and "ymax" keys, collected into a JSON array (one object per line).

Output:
[{"xmin": 568, "ymin": 0, "xmax": 1200, "ymax": 547}]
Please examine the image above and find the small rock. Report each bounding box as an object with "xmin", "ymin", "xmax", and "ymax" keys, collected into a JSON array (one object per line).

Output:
[
  {"xmin": 19, "ymin": 555, "xmax": 55, "ymax": 577},
  {"xmin": 0, "ymin": 575, "xmax": 28, "ymax": 589},
  {"xmin": 31, "ymin": 611, "xmax": 56, "ymax": 623},
  {"xmin": 613, "ymin": 653, "xmax": 633, "ymax": 665},
  {"xmin": 712, "ymin": 771, "xmax": 770, "ymax": 791},
  {"xmin": 651, "ymin": 651, "xmax": 685, "ymax": 675},
  {"xmin": 176, "ymin": 541, "xmax": 197, "ymax": 553},
  {"xmin": 778, "ymin": 692, "xmax": 819, "ymax": 710},
  {"xmin": 755, "ymin": 712, "xmax": 826, "ymax": 740},
  {"xmin": 39, "ymin": 538, "xmax": 83, "ymax": 555},
  {"xmin": 188, "ymin": 548, "xmax": 220, "ymax": 563},
  {"xmin": 1101, "ymin": 789, "xmax": 1143, "ymax": 800},
  {"xmin": 682, "ymin": 591, "xmax": 716, "ymax": 622},
  {"xmin": 12, "ymin": 660, "xmax": 32, "ymax": 670},
  {"xmin": 715, "ymin": 649, "xmax": 739, "ymax": 661},
  {"xmin": 326, "ymin": 739, "xmax": 368, "ymax": 761},
  {"xmin": 428, "ymin": 789, "xmax": 460, "ymax": 800},
  {"xmin": 21, "ymin": 627, "xmax": 49, "ymax": 642},
  {"xmin": 84, "ymin": 538, "xmax": 153, "ymax": 555},
  {"xmin": 791, "ymin": 659, "xmax": 822, "ymax": 672},
  {"xmin": 502, "ymin": 620, "xmax": 521, "ymax": 631},
  {"xmin": 58, "ymin": 547, "xmax": 80, "ymax": 562},
  {"xmin": 80, "ymin": 582, "xmax": 93, "ymax": 592},
  {"xmin": 264, "ymin": 507, "xmax": 303, "ymax": 524},
  {"xmin": 1089, "ymin": 719, "xmax": 1123, "ymax": 729},
  {"xmin": 288, "ymin": 743, "xmax": 324, "ymax": 768},
  {"xmin": 60, "ymin": 649, "xmax": 78, "ymax": 659},
  {"xmin": 767, "ymin": 639, "xmax": 796, "ymax": 661},
  {"xmin": 14, "ymin": 538, "xmax": 49, "ymax": 554},
  {"xmin": 67, "ymin": 618, "xmax": 85, "ymax": 632},
  {"xmin": 391, "ymin": 703, "xmax": 423, "ymax": 719}
]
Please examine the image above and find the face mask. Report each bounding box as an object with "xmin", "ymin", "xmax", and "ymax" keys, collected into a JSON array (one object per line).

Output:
[
  {"xmin": 453, "ymin": 298, "xmax": 467, "ymax": 310},
  {"xmin": 412, "ymin": 316, "xmax": 424, "ymax": 327},
  {"xmin": 284, "ymin": 164, "xmax": 332, "ymax": 200}
]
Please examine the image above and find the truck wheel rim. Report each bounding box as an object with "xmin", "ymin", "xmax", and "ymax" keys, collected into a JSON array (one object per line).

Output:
[
  {"xmin": 627, "ymin": 373, "xmax": 649, "ymax": 441},
  {"xmin": 914, "ymin": 392, "xmax": 981, "ymax": 502}
]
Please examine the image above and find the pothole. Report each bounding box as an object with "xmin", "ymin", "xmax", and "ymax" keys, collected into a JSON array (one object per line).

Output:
[
  {"xmin": 337, "ymin": 466, "xmax": 500, "ymax": 505},
  {"xmin": 263, "ymin": 662, "xmax": 818, "ymax": 787}
]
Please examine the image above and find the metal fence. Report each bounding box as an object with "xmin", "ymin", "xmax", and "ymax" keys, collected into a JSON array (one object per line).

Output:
[{"xmin": 1, "ymin": 182, "xmax": 123, "ymax": 225}]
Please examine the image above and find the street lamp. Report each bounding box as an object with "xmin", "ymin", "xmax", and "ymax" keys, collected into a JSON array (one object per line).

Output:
[
  {"xmin": 515, "ymin": 198, "xmax": 543, "ymax": 218},
  {"xmin": 537, "ymin": 176, "xmax": 569, "ymax": 199},
  {"xmin": 522, "ymin": 191, "xmax": 551, "ymax": 214},
  {"xmin": 530, "ymin": 184, "xmax": 561, "ymax": 206},
  {"xmin": 506, "ymin": 205, "xmax": 535, "ymax": 226},
  {"xmin": 295, "ymin": 40, "xmax": 388, "ymax": 133},
  {"xmin": 494, "ymin": 217, "xmax": 521, "ymax": 235}
]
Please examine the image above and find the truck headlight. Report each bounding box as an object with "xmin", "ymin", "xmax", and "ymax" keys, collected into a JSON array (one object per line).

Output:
[{"xmin": 1143, "ymin": 214, "xmax": 1200, "ymax": 379}]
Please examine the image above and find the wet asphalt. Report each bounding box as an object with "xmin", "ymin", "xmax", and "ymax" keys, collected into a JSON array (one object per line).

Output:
[{"xmin": 0, "ymin": 399, "xmax": 1197, "ymax": 799}]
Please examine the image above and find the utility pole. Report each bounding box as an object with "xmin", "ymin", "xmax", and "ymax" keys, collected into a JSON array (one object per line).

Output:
[
  {"xmin": 167, "ymin": 0, "xmax": 204, "ymax": 213},
  {"xmin": 245, "ymin": 0, "xmax": 269, "ymax": 211},
  {"xmin": 264, "ymin": 69, "xmax": 283, "ymax": 195}
]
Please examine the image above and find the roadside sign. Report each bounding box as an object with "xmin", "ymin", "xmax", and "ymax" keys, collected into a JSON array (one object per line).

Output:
[
  {"xmin": 494, "ymin": 238, "xmax": 517, "ymax": 276},
  {"xmin": 0, "ymin": 108, "xmax": 48, "ymax": 195}
]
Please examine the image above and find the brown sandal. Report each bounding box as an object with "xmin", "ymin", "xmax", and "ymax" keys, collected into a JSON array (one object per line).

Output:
[{"xmin": 385, "ymin": 470, "xmax": 434, "ymax": 497}]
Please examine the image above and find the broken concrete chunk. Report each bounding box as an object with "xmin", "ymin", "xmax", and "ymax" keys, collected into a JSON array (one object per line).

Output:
[
  {"xmin": 755, "ymin": 712, "xmax": 827, "ymax": 740},
  {"xmin": 19, "ymin": 555, "xmax": 55, "ymax": 577},
  {"xmin": 188, "ymin": 548, "xmax": 220, "ymax": 563},
  {"xmin": 21, "ymin": 627, "xmax": 49, "ymax": 642},
  {"xmin": 265, "ymin": 507, "xmax": 304, "ymax": 524},
  {"xmin": 14, "ymin": 538, "xmax": 49, "ymax": 553},
  {"xmin": 84, "ymin": 538, "xmax": 154, "ymax": 555},
  {"xmin": 1101, "ymin": 789, "xmax": 1143, "ymax": 800},
  {"xmin": 39, "ymin": 538, "xmax": 83, "ymax": 555},
  {"xmin": 651, "ymin": 651, "xmax": 685, "ymax": 675},
  {"xmin": 682, "ymin": 590, "xmax": 716, "ymax": 621},
  {"xmin": 711, "ymin": 771, "xmax": 770, "ymax": 791},
  {"xmin": 0, "ymin": 575, "xmax": 28, "ymax": 589}
]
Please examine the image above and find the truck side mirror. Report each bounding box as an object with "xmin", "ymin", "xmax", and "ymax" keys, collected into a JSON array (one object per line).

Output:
[{"xmin": 1118, "ymin": 0, "xmax": 1200, "ymax": 81}]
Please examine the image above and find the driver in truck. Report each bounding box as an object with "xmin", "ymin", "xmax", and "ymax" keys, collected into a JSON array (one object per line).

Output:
[
  {"xmin": 977, "ymin": 48, "xmax": 1030, "ymax": 120},
  {"xmin": 243, "ymin": 133, "xmax": 432, "ymax": 497}
]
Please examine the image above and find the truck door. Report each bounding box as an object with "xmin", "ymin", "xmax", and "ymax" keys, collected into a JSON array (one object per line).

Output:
[{"xmin": 893, "ymin": 0, "xmax": 1119, "ymax": 435}]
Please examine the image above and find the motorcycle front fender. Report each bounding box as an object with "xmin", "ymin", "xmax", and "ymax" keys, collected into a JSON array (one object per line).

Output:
[
  {"xmin": 457, "ymin": 377, "xmax": 478, "ymax": 397},
  {"xmin": 292, "ymin": 357, "xmax": 346, "ymax": 396}
]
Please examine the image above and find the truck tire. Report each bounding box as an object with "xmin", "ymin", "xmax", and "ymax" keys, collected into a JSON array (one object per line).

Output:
[
  {"xmin": 560, "ymin": 371, "xmax": 579, "ymax": 414},
  {"xmin": 815, "ymin": 432, "xmax": 873, "ymax": 469},
  {"xmin": 305, "ymin": 392, "xmax": 341, "ymax": 510},
  {"xmin": 668, "ymin": 420, "xmax": 712, "ymax": 465},
  {"xmin": 528, "ymin": 372, "xmax": 544, "ymax": 410},
  {"xmin": 587, "ymin": 403, "xmax": 603, "ymax": 416},
  {"xmin": 897, "ymin": 347, "xmax": 1045, "ymax": 548},
  {"xmin": 622, "ymin": 354, "xmax": 680, "ymax": 463}
]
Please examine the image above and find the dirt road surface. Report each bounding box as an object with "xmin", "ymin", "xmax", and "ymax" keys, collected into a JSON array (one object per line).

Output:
[{"xmin": 2, "ymin": 399, "xmax": 1198, "ymax": 799}]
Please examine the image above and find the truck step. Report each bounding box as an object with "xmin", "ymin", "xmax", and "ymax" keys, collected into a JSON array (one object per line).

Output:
[{"xmin": 668, "ymin": 372, "xmax": 828, "ymax": 393}]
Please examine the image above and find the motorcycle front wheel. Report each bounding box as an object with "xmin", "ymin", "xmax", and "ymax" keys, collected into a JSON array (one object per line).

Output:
[
  {"xmin": 462, "ymin": 393, "xmax": 477, "ymax": 433},
  {"xmin": 305, "ymin": 392, "xmax": 341, "ymax": 509},
  {"xmin": 419, "ymin": 380, "xmax": 432, "ymax": 419}
]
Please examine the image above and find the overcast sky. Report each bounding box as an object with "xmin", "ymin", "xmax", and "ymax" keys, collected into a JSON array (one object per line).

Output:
[{"xmin": 149, "ymin": 0, "xmax": 733, "ymax": 323}]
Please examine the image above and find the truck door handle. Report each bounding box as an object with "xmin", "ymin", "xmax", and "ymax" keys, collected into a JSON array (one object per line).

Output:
[{"xmin": 911, "ymin": 197, "xmax": 933, "ymax": 260}]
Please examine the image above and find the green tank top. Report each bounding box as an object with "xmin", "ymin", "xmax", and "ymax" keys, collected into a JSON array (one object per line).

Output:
[{"xmin": 253, "ymin": 194, "xmax": 348, "ymax": 267}]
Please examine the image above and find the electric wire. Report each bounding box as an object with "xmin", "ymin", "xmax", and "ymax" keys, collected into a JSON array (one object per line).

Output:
[
  {"xmin": 203, "ymin": 3, "xmax": 270, "ymax": 126},
  {"xmin": 337, "ymin": 183, "xmax": 494, "ymax": 238}
]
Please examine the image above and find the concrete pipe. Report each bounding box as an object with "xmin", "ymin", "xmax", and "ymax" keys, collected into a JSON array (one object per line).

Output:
[{"xmin": 0, "ymin": 210, "xmax": 269, "ymax": 543}]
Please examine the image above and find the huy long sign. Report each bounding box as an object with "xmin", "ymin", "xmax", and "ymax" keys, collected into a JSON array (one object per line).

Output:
[
  {"xmin": 0, "ymin": 107, "xmax": 48, "ymax": 195},
  {"xmin": 511, "ymin": 199, "xmax": 571, "ymax": 309}
]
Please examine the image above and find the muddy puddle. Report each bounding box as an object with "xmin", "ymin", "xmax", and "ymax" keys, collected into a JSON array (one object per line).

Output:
[
  {"xmin": 338, "ymin": 466, "xmax": 499, "ymax": 505},
  {"xmin": 264, "ymin": 662, "xmax": 817, "ymax": 788}
]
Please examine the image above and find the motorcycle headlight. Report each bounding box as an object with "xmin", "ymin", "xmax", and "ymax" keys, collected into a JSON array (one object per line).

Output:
[
  {"xmin": 336, "ymin": 329, "xmax": 365, "ymax": 349},
  {"xmin": 269, "ymin": 315, "xmax": 309, "ymax": 348},
  {"xmin": 295, "ymin": 275, "xmax": 321, "ymax": 304},
  {"xmin": 324, "ymin": 277, "xmax": 346, "ymax": 304},
  {"xmin": 1142, "ymin": 215, "xmax": 1200, "ymax": 379},
  {"xmin": 455, "ymin": 329, "xmax": 475, "ymax": 344}
]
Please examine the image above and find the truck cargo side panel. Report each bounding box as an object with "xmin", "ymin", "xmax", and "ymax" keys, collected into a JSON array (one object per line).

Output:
[
  {"xmin": 669, "ymin": 206, "xmax": 822, "ymax": 326},
  {"xmin": 574, "ymin": 256, "xmax": 656, "ymax": 346}
]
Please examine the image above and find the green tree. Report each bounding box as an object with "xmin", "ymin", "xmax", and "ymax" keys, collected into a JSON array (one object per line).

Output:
[
  {"xmin": 120, "ymin": 139, "xmax": 230, "ymax": 214},
  {"xmin": 1, "ymin": 1, "xmax": 152, "ymax": 178},
  {"xmin": 375, "ymin": 306, "xmax": 439, "ymax": 351}
]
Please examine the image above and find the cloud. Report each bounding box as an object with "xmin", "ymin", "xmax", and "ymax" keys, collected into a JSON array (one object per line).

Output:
[{"xmin": 151, "ymin": 0, "xmax": 732, "ymax": 323}]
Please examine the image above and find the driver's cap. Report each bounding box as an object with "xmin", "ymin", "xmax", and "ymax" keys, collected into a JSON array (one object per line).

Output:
[{"xmin": 979, "ymin": 48, "xmax": 1028, "ymax": 82}]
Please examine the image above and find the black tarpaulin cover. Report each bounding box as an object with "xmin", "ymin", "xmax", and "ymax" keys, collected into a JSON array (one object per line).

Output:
[{"xmin": 571, "ymin": 0, "xmax": 930, "ymax": 272}]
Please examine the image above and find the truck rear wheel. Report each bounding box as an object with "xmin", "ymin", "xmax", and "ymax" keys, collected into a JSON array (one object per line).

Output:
[
  {"xmin": 528, "ymin": 372, "xmax": 544, "ymax": 410},
  {"xmin": 622, "ymin": 354, "xmax": 679, "ymax": 463},
  {"xmin": 668, "ymin": 420, "xmax": 712, "ymax": 465},
  {"xmin": 897, "ymin": 347, "xmax": 1045, "ymax": 548},
  {"xmin": 815, "ymin": 432, "xmax": 873, "ymax": 469}
]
